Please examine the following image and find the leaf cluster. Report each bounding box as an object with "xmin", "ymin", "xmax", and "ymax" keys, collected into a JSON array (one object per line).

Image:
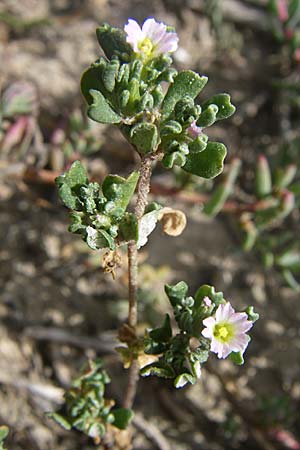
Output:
[
  {"xmin": 202, "ymin": 153, "xmax": 299, "ymax": 290},
  {"xmin": 141, "ymin": 281, "xmax": 259, "ymax": 388},
  {"xmin": 269, "ymin": 0, "xmax": 300, "ymax": 62},
  {"xmin": 81, "ymin": 23, "xmax": 236, "ymax": 179},
  {"xmin": 141, "ymin": 282, "xmax": 258, "ymax": 388},
  {"xmin": 49, "ymin": 359, "xmax": 133, "ymax": 438},
  {"xmin": 55, "ymin": 161, "xmax": 139, "ymax": 250},
  {"xmin": 240, "ymin": 155, "xmax": 300, "ymax": 288}
]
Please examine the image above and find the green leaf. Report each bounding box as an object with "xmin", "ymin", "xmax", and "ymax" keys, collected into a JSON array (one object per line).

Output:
[
  {"xmin": 241, "ymin": 220, "xmax": 258, "ymax": 251},
  {"xmin": 162, "ymin": 70, "xmax": 208, "ymax": 120},
  {"xmin": 86, "ymin": 226, "xmax": 115, "ymax": 250},
  {"xmin": 140, "ymin": 362, "xmax": 175, "ymax": 378},
  {"xmin": 162, "ymin": 150, "xmax": 187, "ymax": 169},
  {"xmin": 0, "ymin": 427, "xmax": 8, "ymax": 443},
  {"xmin": 88, "ymin": 90, "xmax": 121, "ymax": 124},
  {"xmin": 274, "ymin": 165, "xmax": 297, "ymax": 189},
  {"xmin": 188, "ymin": 134, "xmax": 208, "ymax": 154},
  {"xmin": 201, "ymin": 93, "xmax": 236, "ymax": 121},
  {"xmin": 80, "ymin": 182, "xmax": 101, "ymax": 214},
  {"xmin": 165, "ymin": 281, "xmax": 188, "ymax": 306},
  {"xmin": 56, "ymin": 161, "xmax": 88, "ymax": 189},
  {"xmin": 229, "ymin": 351, "xmax": 244, "ymax": 365},
  {"xmin": 102, "ymin": 171, "xmax": 139, "ymax": 211},
  {"xmin": 149, "ymin": 314, "xmax": 172, "ymax": 343},
  {"xmin": 127, "ymin": 78, "xmax": 140, "ymax": 111},
  {"xmin": 102, "ymin": 59, "xmax": 120, "ymax": 92},
  {"xmin": 120, "ymin": 90, "xmax": 130, "ymax": 108},
  {"xmin": 69, "ymin": 212, "xmax": 85, "ymax": 233},
  {"xmin": 245, "ymin": 306, "xmax": 259, "ymax": 323},
  {"xmin": 55, "ymin": 161, "xmax": 88, "ymax": 210},
  {"xmin": 92, "ymin": 213, "xmax": 111, "ymax": 230},
  {"xmin": 196, "ymin": 104, "xmax": 219, "ymax": 128},
  {"xmin": 144, "ymin": 338, "xmax": 167, "ymax": 355},
  {"xmin": 139, "ymin": 92, "xmax": 154, "ymax": 110},
  {"xmin": 96, "ymin": 24, "xmax": 133, "ymax": 61},
  {"xmin": 112, "ymin": 408, "xmax": 134, "ymax": 430},
  {"xmin": 81, "ymin": 64, "xmax": 106, "ymax": 105},
  {"xmin": 47, "ymin": 413, "xmax": 72, "ymax": 431},
  {"xmin": 56, "ymin": 184, "xmax": 78, "ymax": 210},
  {"xmin": 183, "ymin": 141, "xmax": 227, "ymax": 179},
  {"xmin": 174, "ymin": 372, "xmax": 196, "ymax": 388},
  {"xmin": 194, "ymin": 285, "xmax": 224, "ymax": 306},
  {"xmin": 276, "ymin": 249, "xmax": 300, "ymax": 271},
  {"xmin": 160, "ymin": 120, "xmax": 182, "ymax": 135},
  {"xmin": 203, "ymin": 158, "xmax": 241, "ymax": 217},
  {"xmin": 255, "ymin": 155, "xmax": 272, "ymax": 198},
  {"xmin": 152, "ymin": 85, "xmax": 164, "ymax": 107},
  {"xmin": 130, "ymin": 123, "xmax": 159, "ymax": 154},
  {"xmin": 190, "ymin": 346, "xmax": 209, "ymax": 364},
  {"xmin": 204, "ymin": 184, "xmax": 230, "ymax": 217},
  {"xmin": 282, "ymin": 269, "xmax": 300, "ymax": 292},
  {"xmin": 118, "ymin": 213, "xmax": 138, "ymax": 242}
]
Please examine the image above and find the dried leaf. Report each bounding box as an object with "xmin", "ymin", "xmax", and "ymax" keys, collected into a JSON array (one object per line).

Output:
[{"xmin": 158, "ymin": 207, "xmax": 187, "ymax": 236}]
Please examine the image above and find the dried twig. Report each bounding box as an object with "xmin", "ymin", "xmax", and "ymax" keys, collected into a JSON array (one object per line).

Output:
[
  {"xmin": 133, "ymin": 413, "xmax": 171, "ymax": 450},
  {"xmin": 24, "ymin": 326, "xmax": 116, "ymax": 353},
  {"xmin": 190, "ymin": 0, "xmax": 268, "ymax": 30},
  {"xmin": 0, "ymin": 375, "xmax": 64, "ymax": 404}
]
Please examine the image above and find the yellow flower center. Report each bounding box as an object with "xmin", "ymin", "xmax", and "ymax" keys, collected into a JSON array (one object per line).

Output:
[
  {"xmin": 213, "ymin": 323, "xmax": 234, "ymax": 343},
  {"xmin": 138, "ymin": 37, "xmax": 154, "ymax": 57}
]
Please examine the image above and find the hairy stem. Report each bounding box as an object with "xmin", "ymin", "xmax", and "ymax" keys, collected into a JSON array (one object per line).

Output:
[{"xmin": 123, "ymin": 156, "xmax": 153, "ymax": 409}]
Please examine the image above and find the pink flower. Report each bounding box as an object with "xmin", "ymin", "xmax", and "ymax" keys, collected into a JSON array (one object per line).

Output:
[
  {"xmin": 277, "ymin": 0, "xmax": 289, "ymax": 22},
  {"xmin": 202, "ymin": 302, "xmax": 253, "ymax": 359},
  {"xmin": 124, "ymin": 18, "xmax": 178, "ymax": 59},
  {"xmin": 203, "ymin": 296, "xmax": 212, "ymax": 307},
  {"xmin": 187, "ymin": 120, "xmax": 202, "ymax": 138}
]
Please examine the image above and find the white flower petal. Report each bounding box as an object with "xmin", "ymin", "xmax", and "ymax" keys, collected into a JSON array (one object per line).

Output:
[
  {"xmin": 202, "ymin": 327, "xmax": 213, "ymax": 339},
  {"xmin": 230, "ymin": 334, "xmax": 250, "ymax": 353},
  {"xmin": 234, "ymin": 320, "xmax": 253, "ymax": 333},
  {"xmin": 202, "ymin": 316, "xmax": 215, "ymax": 328},
  {"xmin": 156, "ymin": 32, "xmax": 178, "ymax": 53},
  {"xmin": 216, "ymin": 303, "xmax": 233, "ymax": 322},
  {"xmin": 124, "ymin": 19, "xmax": 144, "ymax": 52},
  {"xmin": 218, "ymin": 343, "xmax": 231, "ymax": 359},
  {"xmin": 210, "ymin": 338, "xmax": 222, "ymax": 355},
  {"xmin": 142, "ymin": 18, "xmax": 166, "ymax": 43},
  {"xmin": 228, "ymin": 312, "xmax": 247, "ymax": 323}
]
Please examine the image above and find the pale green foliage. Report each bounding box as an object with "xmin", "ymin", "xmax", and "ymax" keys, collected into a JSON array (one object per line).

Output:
[
  {"xmin": 56, "ymin": 161, "xmax": 139, "ymax": 250},
  {"xmin": 48, "ymin": 359, "xmax": 133, "ymax": 438}
]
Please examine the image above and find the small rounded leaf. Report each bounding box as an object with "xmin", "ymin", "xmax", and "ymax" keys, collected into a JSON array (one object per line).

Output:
[
  {"xmin": 183, "ymin": 141, "xmax": 227, "ymax": 179},
  {"xmin": 112, "ymin": 408, "xmax": 134, "ymax": 430}
]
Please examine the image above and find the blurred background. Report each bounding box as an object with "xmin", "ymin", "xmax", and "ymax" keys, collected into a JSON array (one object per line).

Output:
[{"xmin": 1, "ymin": 0, "xmax": 300, "ymax": 449}]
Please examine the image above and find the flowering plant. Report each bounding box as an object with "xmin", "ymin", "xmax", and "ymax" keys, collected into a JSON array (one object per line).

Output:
[
  {"xmin": 269, "ymin": 0, "xmax": 300, "ymax": 62},
  {"xmin": 52, "ymin": 17, "xmax": 258, "ymax": 447}
]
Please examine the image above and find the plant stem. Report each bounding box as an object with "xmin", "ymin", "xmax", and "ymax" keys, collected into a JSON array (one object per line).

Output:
[{"xmin": 123, "ymin": 156, "xmax": 153, "ymax": 409}]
